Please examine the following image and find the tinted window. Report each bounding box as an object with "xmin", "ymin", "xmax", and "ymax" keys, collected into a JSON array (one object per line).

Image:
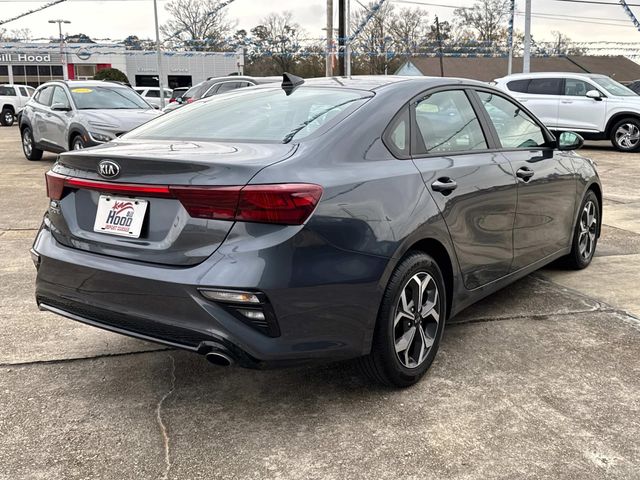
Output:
[
  {"xmin": 478, "ymin": 91, "xmax": 546, "ymax": 148},
  {"xmin": 69, "ymin": 86, "xmax": 150, "ymax": 109},
  {"xmin": 564, "ymin": 79, "xmax": 594, "ymax": 96},
  {"xmin": 146, "ymin": 90, "xmax": 160, "ymax": 98},
  {"xmin": 36, "ymin": 86, "xmax": 54, "ymax": 106},
  {"xmin": 126, "ymin": 87, "xmax": 371, "ymax": 143},
  {"xmin": 51, "ymin": 65, "xmax": 63, "ymax": 76},
  {"xmin": 527, "ymin": 78, "xmax": 562, "ymax": 95},
  {"xmin": 413, "ymin": 90, "xmax": 487, "ymax": 155},
  {"xmin": 0, "ymin": 86, "xmax": 16, "ymax": 96},
  {"xmin": 51, "ymin": 87, "xmax": 70, "ymax": 109},
  {"xmin": 384, "ymin": 108, "xmax": 410, "ymax": 157},
  {"xmin": 507, "ymin": 79, "xmax": 529, "ymax": 93},
  {"xmin": 19, "ymin": 87, "xmax": 28, "ymax": 97},
  {"xmin": 217, "ymin": 82, "xmax": 242, "ymax": 94}
]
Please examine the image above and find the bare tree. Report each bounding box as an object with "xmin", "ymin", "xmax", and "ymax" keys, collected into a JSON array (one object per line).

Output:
[
  {"xmin": 453, "ymin": 0, "xmax": 510, "ymax": 43},
  {"xmin": 350, "ymin": 2, "xmax": 397, "ymax": 75},
  {"xmin": 0, "ymin": 28, "xmax": 32, "ymax": 42},
  {"xmin": 161, "ymin": 0, "xmax": 236, "ymax": 51},
  {"xmin": 247, "ymin": 12, "xmax": 304, "ymax": 74},
  {"xmin": 388, "ymin": 8, "xmax": 429, "ymax": 56},
  {"xmin": 546, "ymin": 30, "xmax": 587, "ymax": 55}
]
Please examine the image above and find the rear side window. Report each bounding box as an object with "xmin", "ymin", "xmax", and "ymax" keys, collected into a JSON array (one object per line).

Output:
[
  {"xmin": 527, "ymin": 78, "xmax": 562, "ymax": 95},
  {"xmin": 477, "ymin": 91, "xmax": 546, "ymax": 149},
  {"xmin": 413, "ymin": 90, "xmax": 488, "ymax": 155},
  {"xmin": 384, "ymin": 107, "xmax": 410, "ymax": 158},
  {"xmin": 145, "ymin": 90, "xmax": 160, "ymax": 98},
  {"xmin": 125, "ymin": 87, "xmax": 372, "ymax": 143},
  {"xmin": 507, "ymin": 79, "xmax": 529, "ymax": 93},
  {"xmin": 36, "ymin": 86, "xmax": 54, "ymax": 106},
  {"xmin": 0, "ymin": 86, "xmax": 16, "ymax": 96}
]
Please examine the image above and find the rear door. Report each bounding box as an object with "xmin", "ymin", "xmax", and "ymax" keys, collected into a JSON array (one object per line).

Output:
[
  {"xmin": 509, "ymin": 78, "xmax": 562, "ymax": 129},
  {"xmin": 557, "ymin": 78, "xmax": 607, "ymax": 132},
  {"xmin": 474, "ymin": 89, "xmax": 577, "ymax": 271},
  {"xmin": 32, "ymin": 85, "xmax": 55, "ymax": 145},
  {"xmin": 410, "ymin": 88, "xmax": 518, "ymax": 290}
]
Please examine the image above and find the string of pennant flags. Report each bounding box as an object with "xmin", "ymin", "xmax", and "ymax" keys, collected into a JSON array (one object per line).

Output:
[{"xmin": 0, "ymin": 0, "xmax": 68, "ymax": 27}]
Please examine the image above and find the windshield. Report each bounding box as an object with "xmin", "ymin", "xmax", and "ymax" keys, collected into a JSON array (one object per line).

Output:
[
  {"xmin": 591, "ymin": 77, "xmax": 637, "ymax": 97},
  {"xmin": 69, "ymin": 86, "xmax": 151, "ymax": 109},
  {"xmin": 125, "ymin": 87, "xmax": 372, "ymax": 143}
]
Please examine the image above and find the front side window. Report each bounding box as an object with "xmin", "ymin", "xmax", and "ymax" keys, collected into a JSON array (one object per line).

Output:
[
  {"xmin": 69, "ymin": 86, "xmax": 151, "ymax": 110},
  {"xmin": 125, "ymin": 87, "xmax": 372, "ymax": 143},
  {"xmin": 413, "ymin": 90, "xmax": 487, "ymax": 155},
  {"xmin": 564, "ymin": 79, "xmax": 594, "ymax": 97},
  {"xmin": 527, "ymin": 78, "xmax": 562, "ymax": 95},
  {"xmin": 591, "ymin": 76, "xmax": 636, "ymax": 97},
  {"xmin": 478, "ymin": 91, "xmax": 547, "ymax": 149},
  {"xmin": 19, "ymin": 87, "xmax": 28, "ymax": 97},
  {"xmin": 51, "ymin": 87, "xmax": 71, "ymax": 109}
]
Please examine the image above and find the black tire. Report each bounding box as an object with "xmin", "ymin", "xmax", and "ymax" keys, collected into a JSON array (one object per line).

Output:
[
  {"xmin": 562, "ymin": 190, "xmax": 600, "ymax": 269},
  {"xmin": 22, "ymin": 127, "xmax": 43, "ymax": 161},
  {"xmin": 358, "ymin": 252, "xmax": 447, "ymax": 388},
  {"xmin": 1, "ymin": 107, "xmax": 14, "ymax": 127},
  {"xmin": 70, "ymin": 134, "xmax": 86, "ymax": 150},
  {"xmin": 610, "ymin": 117, "xmax": 640, "ymax": 152}
]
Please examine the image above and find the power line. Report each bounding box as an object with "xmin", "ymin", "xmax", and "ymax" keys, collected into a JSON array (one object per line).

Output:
[
  {"xmin": 551, "ymin": 0, "xmax": 640, "ymax": 6},
  {"xmin": 0, "ymin": 0, "xmax": 68, "ymax": 26}
]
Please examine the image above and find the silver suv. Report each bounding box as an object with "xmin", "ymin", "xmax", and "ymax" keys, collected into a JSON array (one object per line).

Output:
[{"xmin": 20, "ymin": 80, "xmax": 162, "ymax": 161}]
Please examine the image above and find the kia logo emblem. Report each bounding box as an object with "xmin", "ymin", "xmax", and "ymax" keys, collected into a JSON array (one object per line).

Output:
[{"xmin": 98, "ymin": 160, "xmax": 120, "ymax": 179}]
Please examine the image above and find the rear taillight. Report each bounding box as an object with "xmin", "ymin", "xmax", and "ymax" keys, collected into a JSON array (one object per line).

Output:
[
  {"xmin": 169, "ymin": 98, "xmax": 176, "ymax": 103},
  {"xmin": 186, "ymin": 98, "xmax": 194, "ymax": 104},
  {"xmin": 45, "ymin": 171, "xmax": 323, "ymax": 225}
]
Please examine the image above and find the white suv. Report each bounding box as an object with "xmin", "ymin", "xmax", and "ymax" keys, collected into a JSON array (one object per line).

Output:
[
  {"xmin": 1, "ymin": 84, "xmax": 35, "ymax": 126},
  {"xmin": 133, "ymin": 87, "xmax": 173, "ymax": 108},
  {"xmin": 494, "ymin": 72, "xmax": 640, "ymax": 151}
]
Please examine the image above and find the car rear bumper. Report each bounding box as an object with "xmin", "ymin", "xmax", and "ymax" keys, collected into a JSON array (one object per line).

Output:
[{"xmin": 33, "ymin": 220, "xmax": 388, "ymax": 367}]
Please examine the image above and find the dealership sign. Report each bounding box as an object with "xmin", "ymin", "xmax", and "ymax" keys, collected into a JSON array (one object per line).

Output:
[{"xmin": 0, "ymin": 52, "xmax": 60, "ymax": 64}]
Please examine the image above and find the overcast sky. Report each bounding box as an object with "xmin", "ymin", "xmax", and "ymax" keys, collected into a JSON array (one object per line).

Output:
[{"xmin": 0, "ymin": 0, "xmax": 637, "ymax": 45}]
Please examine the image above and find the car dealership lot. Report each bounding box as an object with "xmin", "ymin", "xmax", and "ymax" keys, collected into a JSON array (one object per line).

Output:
[{"xmin": 1, "ymin": 125, "xmax": 639, "ymax": 479}]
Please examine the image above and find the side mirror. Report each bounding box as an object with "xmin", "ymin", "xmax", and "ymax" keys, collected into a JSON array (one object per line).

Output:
[
  {"xmin": 51, "ymin": 103, "xmax": 71, "ymax": 112},
  {"xmin": 152, "ymin": 104, "xmax": 160, "ymax": 110},
  {"xmin": 557, "ymin": 131, "xmax": 584, "ymax": 151},
  {"xmin": 175, "ymin": 97, "xmax": 184, "ymax": 104},
  {"xmin": 586, "ymin": 90, "xmax": 602, "ymax": 101}
]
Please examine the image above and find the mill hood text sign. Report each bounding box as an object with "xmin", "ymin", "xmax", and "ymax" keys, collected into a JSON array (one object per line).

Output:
[{"xmin": 0, "ymin": 52, "xmax": 58, "ymax": 64}]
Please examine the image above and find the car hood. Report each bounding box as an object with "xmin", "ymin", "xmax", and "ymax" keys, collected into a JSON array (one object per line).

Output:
[{"xmin": 79, "ymin": 109, "xmax": 163, "ymax": 132}]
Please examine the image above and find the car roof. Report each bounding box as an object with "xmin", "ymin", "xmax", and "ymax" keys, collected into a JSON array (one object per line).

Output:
[{"xmin": 40, "ymin": 80, "xmax": 132, "ymax": 89}]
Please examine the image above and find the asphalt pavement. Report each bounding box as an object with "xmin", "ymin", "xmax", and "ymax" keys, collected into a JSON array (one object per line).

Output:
[{"xmin": 1, "ymin": 125, "xmax": 639, "ymax": 479}]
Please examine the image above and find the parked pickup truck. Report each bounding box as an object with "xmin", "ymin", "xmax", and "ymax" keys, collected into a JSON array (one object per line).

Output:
[{"xmin": 1, "ymin": 84, "xmax": 35, "ymax": 126}]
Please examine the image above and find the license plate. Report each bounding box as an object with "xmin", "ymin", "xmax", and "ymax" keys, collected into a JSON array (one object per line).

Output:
[{"xmin": 93, "ymin": 195, "xmax": 148, "ymax": 238}]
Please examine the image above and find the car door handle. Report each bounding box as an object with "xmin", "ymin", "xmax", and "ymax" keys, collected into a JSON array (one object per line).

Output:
[
  {"xmin": 516, "ymin": 167, "xmax": 535, "ymax": 181},
  {"xmin": 561, "ymin": 100, "xmax": 573, "ymax": 104},
  {"xmin": 431, "ymin": 178, "xmax": 458, "ymax": 193}
]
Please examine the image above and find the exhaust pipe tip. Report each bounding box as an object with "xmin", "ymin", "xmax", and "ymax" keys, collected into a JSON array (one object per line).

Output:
[{"xmin": 205, "ymin": 351, "xmax": 234, "ymax": 367}]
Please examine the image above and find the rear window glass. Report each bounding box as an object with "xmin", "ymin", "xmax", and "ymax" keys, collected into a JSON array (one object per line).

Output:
[
  {"xmin": 527, "ymin": 78, "xmax": 562, "ymax": 95},
  {"xmin": 126, "ymin": 87, "xmax": 372, "ymax": 143}
]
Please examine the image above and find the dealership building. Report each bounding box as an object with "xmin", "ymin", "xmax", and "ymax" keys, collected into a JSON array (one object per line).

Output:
[{"xmin": 0, "ymin": 42, "xmax": 242, "ymax": 89}]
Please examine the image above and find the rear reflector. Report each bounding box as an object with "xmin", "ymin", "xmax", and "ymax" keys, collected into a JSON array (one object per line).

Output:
[{"xmin": 45, "ymin": 171, "xmax": 323, "ymax": 225}]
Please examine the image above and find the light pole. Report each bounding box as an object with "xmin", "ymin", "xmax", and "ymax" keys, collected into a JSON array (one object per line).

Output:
[
  {"xmin": 523, "ymin": 0, "xmax": 532, "ymax": 73},
  {"xmin": 153, "ymin": 0, "xmax": 166, "ymax": 109},
  {"xmin": 49, "ymin": 19, "xmax": 71, "ymax": 81}
]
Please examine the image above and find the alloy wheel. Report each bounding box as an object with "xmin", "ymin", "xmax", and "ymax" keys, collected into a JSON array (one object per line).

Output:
[
  {"xmin": 578, "ymin": 200, "xmax": 598, "ymax": 261},
  {"xmin": 73, "ymin": 138, "xmax": 84, "ymax": 150},
  {"xmin": 23, "ymin": 130, "xmax": 32, "ymax": 156},
  {"xmin": 615, "ymin": 123, "xmax": 640, "ymax": 149},
  {"xmin": 394, "ymin": 272, "xmax": 440, "ymax": 369},
  {"xmin": 4, "ymin": 111, "xmax": 13, "ymax": 125}
]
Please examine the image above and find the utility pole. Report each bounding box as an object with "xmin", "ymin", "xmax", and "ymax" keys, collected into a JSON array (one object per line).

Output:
[
  {"xmin": 326, "ymin": 0, "xmax": 333, "ymax": 76},
  {"xmin": 435, "ymin": 16, "xmax": 444, "ymax": 77},
  {"xmin": 153, "ymin": 0, "xmax": 166, "ymax": 108},
  {"xmin": 507, "ymin": 0, "xmax": 515, "ymax": 75},
  {"xmin": 338, "ymin": 0, "xmax": 346, "ymax": 76},
  {"xmin": 48, "ymin": 19, "xmax": 70, "ymax": 80},
  {"xmin": 345, "ymin": 0, "xmax": 351, "ymax": 76},
  {"xmin": 523, "ymin": 0, "xmax": 532, "ymax": 73}
]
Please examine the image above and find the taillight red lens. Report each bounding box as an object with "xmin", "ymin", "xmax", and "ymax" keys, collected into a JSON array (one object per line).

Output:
[
  {"xmin": 169, "ymin": 186, "xmax": 241, "ymax": 220},
  {"xmin": 236, "ymin": 184, "xmax": 323, "ymax": 225},
  {"xmin": 186, "ymin": 98, "xmax": 194, "ymax": 103},
  {"xmin": 45, "ymin": 171, "xmax": 65, "ymax": 200},
  {"xmin": 169, "ymin": 98, "xmax": 176, "ymax": 103},
  {"xmin": 45, "ymin": 171, "xmax": 322, "ymax": 225}
]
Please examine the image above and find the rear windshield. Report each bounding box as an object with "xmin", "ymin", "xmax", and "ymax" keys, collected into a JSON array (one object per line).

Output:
[
  {"xmin": 125, "ymin": 87, "xmax": 372, "ymax": 143},
  {"xmin": 69, "ymin": 86, "xmax": 151, "ymax": 109},
  {"xmin": 590, "ymin": 77, "xmax": 637, "ymax": 97}
]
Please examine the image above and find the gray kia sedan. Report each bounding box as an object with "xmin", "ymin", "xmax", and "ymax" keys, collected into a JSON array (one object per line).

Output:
[
  {"xmin": 33, "ymin": 75, "xmax": 601, "ymax": 387},
  {"xmin": 20, "ymin": 80, "xmax": 162, "ymax": 160}
]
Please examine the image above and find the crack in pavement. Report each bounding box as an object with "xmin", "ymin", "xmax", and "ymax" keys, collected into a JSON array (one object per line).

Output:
[
  {"xmin": 449, "ymin": 307, "xmax": 614, "ymax": 327},
  {"xmin": 0, "ymin": 347, "xmax": 173, "ymax": 368},
  {"xmin": 156, "ymin": 354, "xmax": 176, "ymax": 480}
]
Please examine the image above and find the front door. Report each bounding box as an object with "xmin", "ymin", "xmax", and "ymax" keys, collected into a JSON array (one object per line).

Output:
[
  {"xmin": 557, "ymin": 78, "xmax": 607, "ymax": 133},
  {"xmin": 410, "ymin": 88, "xmax": 518, "ymax": 290},
  {"xmin": 474, "ymin": 89, "xmax": 577, "ymax": 271},
  {"xmin": 48, "ymin": 86, "xmax": 72, "ymax": 150}
]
